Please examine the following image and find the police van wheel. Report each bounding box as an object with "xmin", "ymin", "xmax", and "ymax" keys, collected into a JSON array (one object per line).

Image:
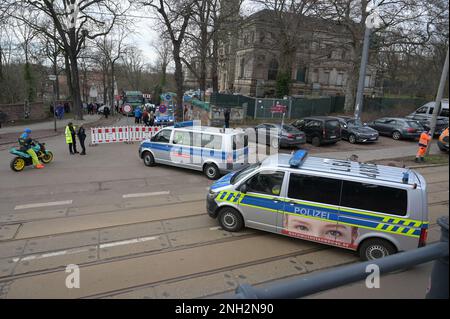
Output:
[
  {"xmin": 219, "ymin": 208, "xmax": 244, "ymax": 232},
  {"xmin": 143, "ymin": 152, "xmax": 155, "ymax": 167},
  {"xmin": 359, "ymin": 238, "xmax": 397, "ymax": 261},
  {"xmin": 204, "ymin": 163, "xmax": 220, "ymax": 180}
]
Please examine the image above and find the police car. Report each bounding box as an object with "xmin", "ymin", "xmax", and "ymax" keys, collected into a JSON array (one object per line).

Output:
[
  {"xmin": 139, "ymin": 121, "xmax": 249, "ymax": 179},
  {"xmin": 207, "ymin": 150, "xmax": 429, "ymax": 260}
]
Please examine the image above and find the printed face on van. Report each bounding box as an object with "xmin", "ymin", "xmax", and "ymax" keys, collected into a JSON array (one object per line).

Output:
[{"xmin": 283, "ymin": 214, "xmax": 359, "ymax": 249}]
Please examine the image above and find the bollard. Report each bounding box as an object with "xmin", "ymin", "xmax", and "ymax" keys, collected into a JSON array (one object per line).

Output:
[{"xmin": 426, "ymin": 216, "xmax": 449, "ymax": 299}]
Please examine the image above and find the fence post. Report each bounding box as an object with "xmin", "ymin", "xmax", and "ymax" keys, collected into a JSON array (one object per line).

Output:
[
  {"xmin": 254, "ymin": 99, "xmax": 257, "ymax": 120},
  {"xmin": 426, "ymin": 216, "xmax": 449, "ymax": 299}
]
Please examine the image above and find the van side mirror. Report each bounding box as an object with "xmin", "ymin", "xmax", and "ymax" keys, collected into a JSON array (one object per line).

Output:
[{"xmin": 240, "ymin": 184, "xmax": 248, "ymax": 194}]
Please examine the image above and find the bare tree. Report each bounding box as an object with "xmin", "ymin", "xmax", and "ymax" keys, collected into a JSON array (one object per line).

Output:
[
  {"xmin": 138, "ymin": 0, "xmax": 195, "ymax": 121},
  {"xmin": 2, "ymin": 0, "xmax": 129, "ymax": 119}
]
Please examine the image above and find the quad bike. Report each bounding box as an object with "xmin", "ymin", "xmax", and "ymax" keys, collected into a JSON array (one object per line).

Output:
[{"xmin": 9, "ymin": 141, "xmax": 54, "ymax": 172}]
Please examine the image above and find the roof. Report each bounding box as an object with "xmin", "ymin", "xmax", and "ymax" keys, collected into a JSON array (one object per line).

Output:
[
  {"xmin": 167, "ymin": 125, "xmax": 245, "ymax": 136},
  {"xmin": 262, "ymin": 153, "xmax": 421, "ymax": 187},
  {"xmin": 302, "ymin": 116, "xmax": 341, "ymax": 121}
]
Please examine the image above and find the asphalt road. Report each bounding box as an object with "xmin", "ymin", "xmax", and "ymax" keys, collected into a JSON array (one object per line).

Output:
[{"xmin": 0, "ymin": 119, "xmax": 448, "ymax": 299}]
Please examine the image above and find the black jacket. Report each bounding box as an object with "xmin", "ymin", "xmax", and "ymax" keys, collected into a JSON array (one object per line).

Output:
[{"xmin": 77, "ymin": 127, "xmax": 86, "ymax": 140}]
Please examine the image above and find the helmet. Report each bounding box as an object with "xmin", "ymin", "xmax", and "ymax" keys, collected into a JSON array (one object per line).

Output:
[{"xmin": 24, "ymin": 128, "xmax": 32, "ymax": 134}]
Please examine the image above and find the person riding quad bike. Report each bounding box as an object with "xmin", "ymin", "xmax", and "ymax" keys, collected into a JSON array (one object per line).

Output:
[{"xmin": 18, "ymin": 128, "xmax": 44, "ymax": 169}]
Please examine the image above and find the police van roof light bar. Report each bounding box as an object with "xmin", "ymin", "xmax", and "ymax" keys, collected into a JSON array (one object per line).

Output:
[{"xmin": 289, "ymin": 150, "xmax": 308, "ymax": 168}]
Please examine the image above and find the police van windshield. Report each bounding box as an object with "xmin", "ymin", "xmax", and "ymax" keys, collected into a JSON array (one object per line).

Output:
[{"xmin": 231, "ymin": 163, "xmax": 260, "ymax": 185}]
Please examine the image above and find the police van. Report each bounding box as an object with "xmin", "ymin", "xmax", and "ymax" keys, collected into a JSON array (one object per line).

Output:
[
  {"xmin": 207, "ymin": 150, "xmax": 429, "ymax": 260},
  {"xmin": 139, "ymin": 121, "xmax": 249, "ymax": 179}
]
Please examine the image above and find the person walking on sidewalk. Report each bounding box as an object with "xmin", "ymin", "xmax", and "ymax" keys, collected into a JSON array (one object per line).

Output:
[
  {"xmin": 77, "ymin": 123, "xmax": 87, "ymax": 155},
  {"xmin": 18, "ymin": 128, "xmax": 44, "ymax": 169},
  {"xmin": 415, "ymin": 130, "xmax": 432, "ymax": 163}
]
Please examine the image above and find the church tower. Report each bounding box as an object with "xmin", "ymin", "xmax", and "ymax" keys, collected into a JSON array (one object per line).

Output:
[{"xmin": 218, "ymin": 0, "xmax": 241, "ymax": 92}]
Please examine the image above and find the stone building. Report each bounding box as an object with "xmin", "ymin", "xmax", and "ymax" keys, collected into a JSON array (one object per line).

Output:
[{"xmin": 218, "ymin": 7, "xmax": 379, "ymax": 98}]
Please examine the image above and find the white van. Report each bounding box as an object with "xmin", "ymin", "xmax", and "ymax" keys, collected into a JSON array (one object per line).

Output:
[
  {"xmin": 139, "ymin": 121, "xmax": 249, "ymax": 179},
  {"xmin": 408, "ymin": 99, "xmax": 449, "ymax": 134}
]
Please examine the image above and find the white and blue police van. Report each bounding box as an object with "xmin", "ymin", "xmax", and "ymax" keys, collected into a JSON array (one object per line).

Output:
[
  {"xmin": 139, "ymin": 121, "xmax": 249, "ymax": 179},
  {"xmin": 207, "ymin": 150, "xmax": 430, "ymax": 260}
]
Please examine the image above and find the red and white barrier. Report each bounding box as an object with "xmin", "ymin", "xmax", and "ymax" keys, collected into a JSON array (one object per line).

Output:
[{"xmin": 90, "ymin": 126, "xmax": 162, "ymax": 145}]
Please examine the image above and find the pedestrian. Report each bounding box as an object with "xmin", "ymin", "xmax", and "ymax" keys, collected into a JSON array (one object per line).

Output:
[
  {"xmin": 65, "ymin": 122, "xmax": 77, "ymax": 155},
  {"xmin": 143, "ymin": 108, "xmax": 149, "ymax": 126},
  {"xmin": 224, "ymin": 108, "xmax": 231, "ymax": 129},
  {"xmin": 0, "ymin": 110, "xmax": 7, "ymax": 129},
  {"xmin": 134, "ymin": 107, "xmax": 142, "ymax": 124},
  {"xmin": 149, "ymin": 109, "xmax": 155, "ymax": 126},
  {"xmin": 415, "ymin": 130, "xmax": 432, "ymax": 163},
  {"xmin": 64, "ymin": 102, "xmax": 70, "ymax": 114},
  {"xmin": 104, "ymin": 105, "xmax": 110, "ymax": 119},
  {"xmin": 77, "ymin": 123, "xmax": 87, "ymax": 155}
]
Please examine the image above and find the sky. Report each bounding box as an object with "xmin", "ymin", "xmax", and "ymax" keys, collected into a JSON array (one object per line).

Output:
[{"xmin": 128, "ymin": 0, "xmax": 257, "ymax": 66}]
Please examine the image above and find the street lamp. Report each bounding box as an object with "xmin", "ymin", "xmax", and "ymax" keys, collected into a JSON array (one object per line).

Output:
[{"xmin": 354, "ymin": 1, "xmax": 382, "ymax": 121}]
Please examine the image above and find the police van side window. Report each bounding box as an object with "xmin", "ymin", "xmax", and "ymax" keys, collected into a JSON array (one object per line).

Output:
[
  {"xmin": 341, "ymin": 181, "xmax": 407, "ymax": 216},
  {"xmin": 154, "ymin": 130, "xmax": 172, "ymax": 143},
  {"xmin": 202, "ymin": 134, "xmax": 222, "ymax": 150},
  {"xmin": 288, "ymin": 174, "xmax": 341, "ymax": 206},
  {"xmin": 440, "ymin": 108, "xmax": 449, "ymax": 117},
  {"xmin": 173, "ymin": 131, "xmax": 192, "ymax": 146},
  {"xmin": 245, "ymin": 171, "xmax": 285, "ymax": 196}
]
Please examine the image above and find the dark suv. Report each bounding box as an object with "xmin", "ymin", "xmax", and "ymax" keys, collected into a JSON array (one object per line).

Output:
[{"xmin": 291, "ymin": 116, "xmax": 341, "ymax": 146}]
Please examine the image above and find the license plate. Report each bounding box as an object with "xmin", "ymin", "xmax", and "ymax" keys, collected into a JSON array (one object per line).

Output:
[
  {"xmin": 370, "ymin": 137, "xmax": 377, "ymax": 140},
  {"xmin": 296, "ymin": 136, "xmax": 303, "ymax": 140},
  {"xmin": 330, "ymin": 136, "xmax": 336, "ymax": 139}
]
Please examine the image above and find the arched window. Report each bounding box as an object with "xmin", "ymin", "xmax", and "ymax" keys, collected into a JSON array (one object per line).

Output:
[
  {"xmin": 239, "ymin": 58, "xmax": 245, "ymax": 78},
  {"xmin": 268, "ymin": 59, "xmax": 278, "ymax": 81}
]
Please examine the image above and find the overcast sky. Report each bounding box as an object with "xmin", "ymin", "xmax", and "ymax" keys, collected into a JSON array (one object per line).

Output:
[{"xmin": 129, "ymin": 0, "xmax": 257, "ymax": 66}]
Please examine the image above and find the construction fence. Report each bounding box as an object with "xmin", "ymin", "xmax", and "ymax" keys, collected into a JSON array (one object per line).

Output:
[{"xmin": 209, "ymin": 93, "xmax": 428, "ymax": 121}]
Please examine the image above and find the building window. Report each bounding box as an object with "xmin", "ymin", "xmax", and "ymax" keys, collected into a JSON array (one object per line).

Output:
[
  {"xmin": 296, "ymin": 67, "xmax": 307, "ymax": 82},
  {"xmin": 336, "ymin": 73, "xmax": 344, "ymax": 86},
  {"xmin": 239, "ymin": 58, "xmax": 245, "ymax": 79},
  {"xmin": 365, "ymin": 75, "xmax": 372, "ymax": 87},
  {"xmin": 268, "ymin": 59, "xmax": 279, "ymax": 81}
]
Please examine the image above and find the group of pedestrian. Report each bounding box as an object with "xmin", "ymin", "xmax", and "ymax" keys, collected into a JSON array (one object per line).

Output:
[
  {"xmin": 134, "ymin": 107, "xmax": 154, "ymax": 126},
  {"xmin": 65, "ymin": 122, "xmax": 87, "ymax": 156},
  {"xmin": 87, "ymin": 103, "xmax": 97, "ymax": 115}
]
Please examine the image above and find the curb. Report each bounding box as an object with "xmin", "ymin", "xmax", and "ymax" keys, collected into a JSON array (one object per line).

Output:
[{"xmin": 407, "ymin": 163, "xmax": 449, "ymax": 169}]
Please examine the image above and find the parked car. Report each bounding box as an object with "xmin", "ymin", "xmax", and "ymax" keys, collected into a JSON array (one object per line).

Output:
[
  {"xmin": 407, "ymin": 115, "xmax": 448, "ymax": 136},
  {"xmin": 253, "ymin": 123, "xmax": 306, "ymax": 149},
  {"xmin": 334, "ymin": 116, "xmax": 379, "ymax": 144},
  {"xmin": 367, "ymin": 117, "xmax": 425, "ymax": 140},
  {"xmin": 437, "ymin": 127, "xmax": 449, "ymax": 152},
  {"xmin": 291, "ymin": 116, "xmax": 341, "ymax": 146}
]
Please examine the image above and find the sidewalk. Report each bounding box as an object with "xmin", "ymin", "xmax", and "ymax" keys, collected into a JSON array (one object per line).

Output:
[
  {"xmin": 315, "ymin": 143, "xmax": 442, "ymax": 162},
  {"xmin": 0, "ymin": 114, "xmax": 119, "ymax": 146}
]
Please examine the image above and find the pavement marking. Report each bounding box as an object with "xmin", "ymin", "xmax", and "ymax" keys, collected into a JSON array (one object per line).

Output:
[
  {"xmin": 99, "ymin": 236, "xmax": 159, "ymax": 249},
  {"xmin": 14, "ymin": 200, "xmax": 73, "ymax": 210},
  {"xmin": 209, "ymin": 227, "xmax": 222, "ymax": 231},
  {"xmin": 122, "ymin": 191, "xmax": 170, "ymax": 199},
  {"xmin": 12, "ymin": 248, "xmax": 88, "ymax": 263},
  {"xmin": 10, "ymin": 236, "xmax": 161, "ymax": 263}
]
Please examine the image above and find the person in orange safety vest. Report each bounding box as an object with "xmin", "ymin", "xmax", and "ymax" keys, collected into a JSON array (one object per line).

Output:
[{"xmin": 415, "ymin": 131, "xmax": 432, "ymax": 163}]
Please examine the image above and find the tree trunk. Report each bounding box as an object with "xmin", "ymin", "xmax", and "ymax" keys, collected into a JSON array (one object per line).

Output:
[
  {"xmin": 111, "ymin": 63, "xmax": 115, "ymax": 114},
  {"xmin": 211, "ymin": 32, "xmax": 219, "ymax": 93},
  {"xmin": 173, "ymin": 43, "xmax": 184, "ymax": 122},
  {"xmin": 69, "ymin": 53, "xmax": 83, "ymax": 120},
  {"xmin": 344, "ymin": 46, "xmax": 361, "ymax": 113},
  {"xmin": 64, "ymin": 54, "xmax": 73, "ymax": 101}
]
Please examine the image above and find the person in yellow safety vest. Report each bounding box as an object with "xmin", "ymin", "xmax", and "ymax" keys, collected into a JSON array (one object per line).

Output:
[
  {"xmin": 65, "ymin": 122, "xmax": 76, "ymax": 155},
  {"xmin": 416, "ymin": 130, "xmax": 432, "ymax": 163},
  {"xmin": 19, "ymin": 128, "xmax": 44, "ymax": 169}
]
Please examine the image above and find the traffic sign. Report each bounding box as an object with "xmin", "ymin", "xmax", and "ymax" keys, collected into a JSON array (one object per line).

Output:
[
  {"xmin": 123, "ymin": 104, "xmax": 132, "ymax": 113},
  {"xmin": 48, "ymin": 75, "xmax": 57, "ymax": 81},
  {"xmin": 165, "ymin": 94, "xmax": 172, "ymax": 101},
  {"xmin": 159, "ymin": 105, "xmax": 167, "ymax": 114}
]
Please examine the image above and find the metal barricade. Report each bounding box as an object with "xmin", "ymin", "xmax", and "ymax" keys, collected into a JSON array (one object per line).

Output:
[{"xmin": 233, "ymin": 216, "xmax": 449, "ymax": 299}]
